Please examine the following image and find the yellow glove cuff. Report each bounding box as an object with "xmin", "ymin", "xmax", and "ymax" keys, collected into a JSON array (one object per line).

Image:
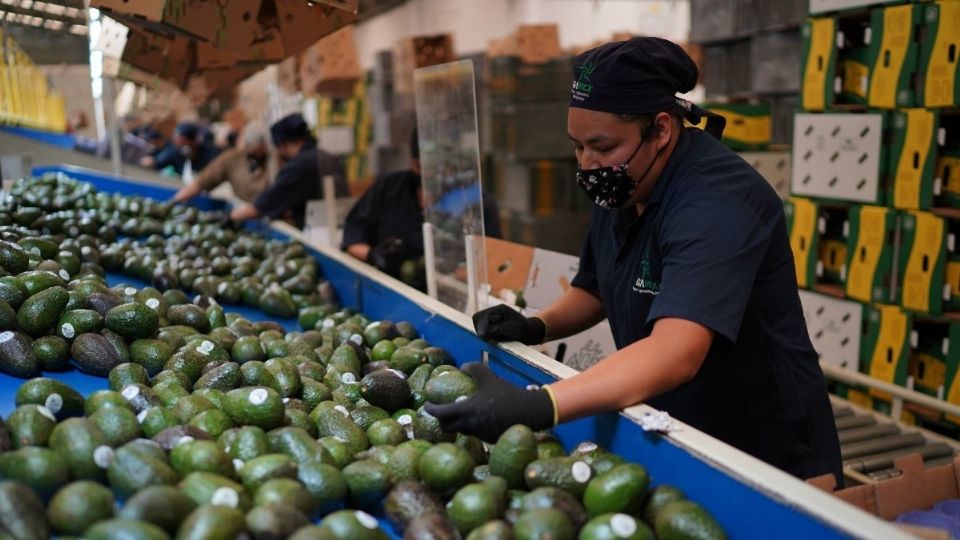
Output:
[{"xmin": 542, "ymin": 384, "xmax": 560, "ymax": 426}]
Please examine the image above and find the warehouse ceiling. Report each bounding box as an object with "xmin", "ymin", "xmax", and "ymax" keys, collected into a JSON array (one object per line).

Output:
[{"xmin": 2, "ymin": 0, "xmax": 405, "ymax": 64}]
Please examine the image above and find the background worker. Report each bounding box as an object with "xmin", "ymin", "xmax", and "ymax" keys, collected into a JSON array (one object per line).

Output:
[
  {"xmin": 140, "ymin": 121, "xmax": 221, "ymax": 175},
  {"xmin": 172, "ymin": 122, "xmax": 273, "ymax": 204}
]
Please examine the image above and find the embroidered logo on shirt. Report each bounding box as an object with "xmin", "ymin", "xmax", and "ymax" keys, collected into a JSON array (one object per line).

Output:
[{"xmin": 632, "ymin": 257, "xmax": 660, "ymax": 296}]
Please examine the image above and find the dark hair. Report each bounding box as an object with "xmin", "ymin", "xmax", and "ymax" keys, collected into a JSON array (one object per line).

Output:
[
  {"xmin": 410, "ymin": 128, "xmax": 419, "ymax": 160},
  {"xmin": 619, "ymin": 108, "xmax": 684, "ymax": 137}
]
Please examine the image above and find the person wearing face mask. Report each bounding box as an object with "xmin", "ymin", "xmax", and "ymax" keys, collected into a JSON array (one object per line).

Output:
[
  {"xmin": 341, "ymin": 128, "xmax": 502, "ymax": 281},
  {"xmin": 171, "ymin": 122, "xmax": 273, "ymax": 204},
  {"xmin": 425, "ymin": 37, "xmax": 842, "ymax": 484},
  {"xmin": 141, "ymin": 122, "xmax": 221, "ymax": 175},
  {"xmin": 230, "ymin": 113, "xmax": 349, "ymax": 228}
]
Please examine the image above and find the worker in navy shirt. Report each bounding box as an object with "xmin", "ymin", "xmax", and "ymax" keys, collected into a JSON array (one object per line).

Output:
[
  {"xmin": 426, "ymin": 38, "xmax": 842, "ymax": 484},
  {"xmin": 342, "ymin": 128, "xmax": 502, "ymax": 278},
  {"xmin": 230, "ymin": 113, "xmax": 348, "ymax": 228},
  {"xmin": 141, "ymin": 122, "xmax": 220, "ymax": 175}
]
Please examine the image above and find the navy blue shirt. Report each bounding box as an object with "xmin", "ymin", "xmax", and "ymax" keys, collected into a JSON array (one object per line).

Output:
[
  {"xmin": 153, "ymin": 140, "xmax": 220, "ymax": 175},
  {"xmin": 254, "ymin": 143, "xmax": 348, "ymax": 229},
  {"xmin": 341, "ymin": 169, "xmax": 502, "ymax": 253},
  {"xmin": 572, "ymin": 128, "xmax": 841, "ymax": 482}
]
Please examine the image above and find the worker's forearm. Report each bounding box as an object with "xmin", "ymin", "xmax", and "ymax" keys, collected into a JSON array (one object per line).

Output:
[
  {"xmin": 536, "ymin": 287, "xmax": 605, "ymax": 341},
  {"xmin": 172, "ymin": 183, "xmax": 202, "ymax": 203},
  {"xmin": 346, "ymin": 244, "xmax": 371, "ymax": 262},
  {"xmin": 230, "ymin": 204, "xmax": 260, "ymax": 222},
  {"xmin": 549, "ymin": 319, "xmax": 712, "ymax": 422}
]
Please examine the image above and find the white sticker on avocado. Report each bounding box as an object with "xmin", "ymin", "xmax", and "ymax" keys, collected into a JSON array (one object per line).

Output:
[
  {"xmin": 274, "ymin": 265, "xmax": 284, "ymax": 276},
  {"xmin": 217, "ymin": 282, "xmax": 228, "ymax": 294},
  {"xmin": 350, "ymin": 334, "xmax": 363, "ymax": 346},
  {"xmin": 177, "ymin": 436, "xmax": 194, "ymax": 446},
  {"xmin": 322, "ymin": 319, "xmax": 335, "ymax": 329},
  {"xmin": 211, "ymin": 487, "xmax": 239, "ymax": 508},
  {"xmin": 137, "ymin": 410, "xmax": 148, "ymax": 423},
  {"xmin": 572, "ymin": 461, "xmax": 591, "ymax": 483},
  {"xmin": 30, "ymin": 247, "xmax": 41, "ymax": 256},
  {"xmin": 397, "ymin": 414, "xmax": 413, "ymax": 426},
  {"xmin": 577, "ymin": 442, "xmax": 598, "ymax": 454},
  {"xmin": 282, "ymin": 398, "xmax": 290, "ymax": 404},
  {"xmin": 0, "ymin": 331, "xmax": 14, "ymax": 343},
  {"xmin": 249, "ymin": 388, "xmax": 268, "ymax": 405},
  {"xmin": 44, "ymin": 393, "xmax": 63, "ymax": 414},
  {"xmin": 122, "ymin": 385, "xmax": 140, "ymax": 400},
  {"xmin": 58, "ymin": 269, "xmax": 69, "ymax": 280},
  {"xmin": 334, "ymin": 405, "xmax": 350, "ymax": 417},
  {"xmin": 355, "ymin": 511, "xmax": 379, "ymax": 530},
  {"xmin": 454, "ymin": 396, "xmax": 468, "ymax": 403},
  {"xmin": 610, "ymin": 514, "xmax": 637, "ymax": 538},
  {"xmin": 93, "ymin": 445, "xmax": 115, "ymax": 468},
  {"xmin": 333, "ymin": 436, "xmax": 348, "ymax": 443},
  {"xmin": 69, "ymin": 227, "xmax": 80, "ymax": 237},
  {"xmin": 125, "ymin": 287, "xmax": 137, "ymax": 296},
  {"xmin": 61, "ymin": 323, "xmax": 75, "ymax": 339},
  {"xmin": 340, "ymin": 373, "xmax": 356, "ymax": 384},
  {"xmin": 387, "ymin": 369, "xmax": 405, "ymax": 379},
  {"xmin": 233, "ymin": 459, "xmax": 245, "ymax": 471},
  {"xmin": 37, "ymin": 405, "xmax": 56, "ymax": 422},
  {"xmin": 146, "ymin": 298, "xmax": 160, "ymax": 310},
  {"xmin": 199, "ymin": 340, "xmax": 215, "ymax": 353},
  {"xmin": 81, "ymin": 246, "xmax": 92, "ymax": 255}
]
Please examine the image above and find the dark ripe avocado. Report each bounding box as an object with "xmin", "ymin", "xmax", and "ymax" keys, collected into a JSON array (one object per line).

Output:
[
  {"xmin": 0, "ymin": 480, "xmax": 49, "ymax": 540},
  {"xmin": 0, "ymin": 240, "xmax": 29, "ymax": 274},
  {"xmin": 384, "ymin": 481, "xmax": 446, "ymax": 530},
  {"xmin": 246, "ymin": 504, "xmax": 312, "ymax": 540},
  {"xmin": 521, "ymin": 487, "xmax": 589, "ymax": 529},
  {"xmin": 0, "ymin": 330, "xmax": 38, "ymax": 378},
  {"xmin": 105, "ymin": 302, "xmax": 160, "ymax": 340},
  {"xmin": 85, "ymin": 292, "xmax": 123, "ymax": 317},
  {"xmin": 259, "ymin": 286, "xmax": 298, "ymax": 318},
  {"xmin": 404, "ymin": 513, "xmax": 459, "ymax": 540},
  {"xmin": 0, "ymin": 298, "xmax": 16, "ymax": 330},
  {"xmin": 166, "ymin": 304, "xmax": 210, "ymax": 333},
  {"xmin": 360, "ymin": 369, "xmax": 412, "ymax": 412},
  {"xmin": 71, "ymin": 332, "xmax": 122, "ymax": 376},
  {"xmin": 119, "ymin": 484, "xmax": 198, "ymax": 534}
]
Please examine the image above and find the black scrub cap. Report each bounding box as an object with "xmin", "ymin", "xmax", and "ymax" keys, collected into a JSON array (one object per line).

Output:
[
  {"xmin": 175, "ymin": 122, "xmax": 200, "ymax": 141},
  {"xmin": 570, "ymin": 37, "xmax": 699, "ymax": 115},
  {"xmin": 270, "ymin": 113, "xmax": 311, "ymax": 146}
]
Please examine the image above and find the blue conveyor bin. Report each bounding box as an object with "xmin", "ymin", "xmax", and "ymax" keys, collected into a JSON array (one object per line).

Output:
[{"xmin": 0, "ymin": 165, "xmax": 908, "ymax": 539}]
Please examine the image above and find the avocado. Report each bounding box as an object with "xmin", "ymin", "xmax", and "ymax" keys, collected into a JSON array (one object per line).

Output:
[
  {"xmin": 581, "ymin": 513, "xmax": 655, "ymax": 540},
  {"xmin": 641, "ymin": 484, "xmax": 686, "ymax": 525},
  {"xmin": 47, "ymin": 481, "xmax": 115, "ymax": 536},
  {"xmin": 571, "ymin": 442, "xmax": 624, "ymax": 476},
  {"xmin": 72, "ymin": 332, "xmax": 122, "ymax": 376},
  {"xmin": 239, "ymin": 453, "xmax": 298, "ymax": 492},
  {"xmin": 351, "ymin": 405, "xmax": 390, "ymax": 431},
  {"xmin": 363, "ymin": 321, "xmax": 399, "ymax": 347},
  {"xmin": 194, "ymin": 362, "xmax": 241, "ymax": 392},
  {"xmin": 188, "ymin": 409, "xmax": 235, "ymax": 439},
  {"xmin": 48, "ymin": 417, "xmax": 109, "ymax": 481},
  {"xmin": 521, "ymin": 486, "xmax": 589, "ymax": 528},
  {"xmin": 314, "ymin": 403, "xmax": 369, "ymax": 456},
  {"xmin": 513, "ymin": 508, "xmax": 574, "ymax": 540},
  {"xmin": 317, "ymin": 435, "xmax": 356, "ymax": 469},
  {"xmin": 383, "ymin": 480, "xmax": 444, "ymax": 530},
  {"xmin": 255, "ymin": 477, "xmax": 316, "ymax": 516},
  {"xmin": 0, "ymin": 240, "xmax": 29, "ymax": 274},
  {"xmin": 464, "ymin": 520, "xmax": 512, "ymax": 540},
  {"xmin": 107, "ymin": 440, "xmax": 180, "ymax": 497},
  {"xmin": 106, "ymin": 302, "xmax": 160, "ymax": 340},
  {"xmin": 0, "ymin": 298, "xmax": 16, "ymax": 330},
  {"xmin": 297, "ymin": 461, "xmax": 348, "ymax": 514},
  {"xmin": 179, "ymin": 472, "xmax": 251, "ymax": 510},
  {"xmin": 85, "ymin": 292, "xmax": 122, "ymax": 317},
  {"xmin": 223, "ymin": 387, "xmax": 285, "ymax": 430},
  {"xmin": 89, "ymin": 406, "xmax": 142, "ymax": 447},
  {"xmin": 120, "ymin": 485, "xmax": 198, "ymax": 534},
  {"xmin": 0, "ymin": 277, "xmax": 27, "ymax": 310},
  {"xmin": 176, "ymin": 505, "xmax": 248, "ymax": 540},
  {"xmin": 218, "ymin": 425, "xmax": 271, "ymax": 461},
  {"xmin": 264, "ymin": 358, "xmax": 302, "ymax": 397},
  {"xmin": 0, "ymin": 330, "xmax": 37, "ymax": 378},
  {"xmin": 153, "ymin": 380, "xmax": 190, "ymax": 408},
  {"xmin": 404, "ymin": 513, "xmax": 458, "ymax": 540},
  {"xmin": 122, "ymin": 383, "xmax": 162, "ymax": 413},
  {"xmin": 301, "ymin": 378, "xmax": 333, "ymax": 411},
  {"xmin": 18, "ymin": 238, "xmax": 57, "ymax": 260},
  {"xmin": 524, "ymin": 456, "xmax": 593, "ymax": 498},
  {"xmin": 329, "ymin": 344, "xmax": 362, "ymax": 375},
  {"xmin": 456, "ymin": 434, "xmax": 488, "ymax": 466},
  {"xmin": 15, "ymin": 377, "xmax": 84, "ymax": 419},
  {"xmin": 14, "ymin": 285, "xmax": 67, "ymax": 336},
  {"xmin": 84, "ymin": 389, "xmax": 132, "ymax": 416},
  {"xmin": 56, "ymin": 308, "xmax": 104, "ymax": 340},
  {"xmin": 489, "ymin": 426, "xmax": 538, "ymax": 490},
  {"xmin": 32, "ymin": 335, "xmax": 70, "ymax": 370},
  {"xmin": 342, "ymin": 459, "xmax": 393, "ymax": 508},
  {"xmin": 17, "ymin": 270, "xmax": 66, "ymax": 296},
  {"xmin": 231, "ymin": 335, "xmax": 265, "ymax": 364},
  {"xmin": 389, "ymin": 347, "xmax": 428, "ymax": 375},
  {"xmin": 368, "ymin": 418, "xmax": 407, "ymax": 447},
  {"xmin": 246, "ymin": 504, "xmax": 312, "ymax": 540},
  {"xmin": 153, "ymin": 426, "xmax": 213, "ymax": 451},
  {"xmin": 130, "ymin": 339, "xmax": 173, "ymax": 376},
  {"xmin": 139, "ymin": 407, "xmax": 179, "ymax": 439},
  {"xmin": 424, "ymin": 370, "xmax": 477, "ymax": 404},
  {"xmin": 319, "ymin": 510, "xmax": 389, "ymax": 540},
  {"xmin": 166, "ymin": 304, "xmax": 210, "ymax": 333},
  {"xmin": 289, "ymin": 525, "xmax": 337, "ymax": 540},
  {"xmin": 583, "ymin": 463, "xmax": 650, "ymax": 517},
  {"xmin": 653, "ymin": 500, "xmax": 727, "ymax": 540},
  {"xmin": 6, "ymin": 404, "xmax": 57, "ymax": 448},
  {"xmin": 170, "ymin": 439, "xmax": 235, "ymax": 478},
  {"xmin": 360, "ymin": 369, "xmax": 412, "ymax": 412},
  {"xmin": 267, "ymin": 426, "xmax": 331, "ymax": 464},
  {"xmin": 84, "ymin": 518, "xmax": 171, "ymax": 540},
  {"xmin": 418, "ymin": 442, "xmax": 475, "ymax": 496},
  {"xmin": 0, "ymin": 447, "xmax": 70, "ymax": 498},
  {"xmin": 448, "ymin": 481, "xmax": 508, "ymax": 536},
  {"xmin": 411, "ymin": 408, "xmax": 452, "ymax": 444},
  {"xmin": 0, "ymin": 480, "xmax": 49, "ymax": 540},
  {"xmin": 259, "ymin": 287, "xmax": 297, "ymax": 318},
  {"xmin": 109, "ymin": 362, "xmax": 151, "ymax": 392}
]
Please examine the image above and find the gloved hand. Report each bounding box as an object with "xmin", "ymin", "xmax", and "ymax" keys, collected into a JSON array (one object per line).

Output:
[
  {"xmin": 472, "ymin": 304, "xmax": 546, "ymax": 345},
  {"xmin": 424, "ymin": 362, "xmax": 556, "ymax": 443},
  {"xmin": 368, "ymin": 237, "xmax": 411, "ymax": 276}
]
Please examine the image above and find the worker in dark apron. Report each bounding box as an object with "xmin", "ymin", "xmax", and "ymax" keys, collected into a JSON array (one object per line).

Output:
[{"xmin": 426, "ymin": 37, "xmax": 843, "ymax": 484}]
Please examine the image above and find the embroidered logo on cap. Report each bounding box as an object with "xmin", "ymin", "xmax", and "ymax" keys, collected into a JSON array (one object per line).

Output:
[{"xmin": 571, "ymin": 62, "xmax": 596, "ymax": 102}]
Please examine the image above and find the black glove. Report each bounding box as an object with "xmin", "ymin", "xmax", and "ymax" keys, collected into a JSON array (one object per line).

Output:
[
  {"xmin": 472, "ymin": 304, "xmax": 546, "ymax": 345},
  {"xmin": 369, "ymin": 237, "xmax": 411, "ymax": 276},
  {"xmin": 424, "ymin": 362, "xmax": 556, "ymax": 443}
]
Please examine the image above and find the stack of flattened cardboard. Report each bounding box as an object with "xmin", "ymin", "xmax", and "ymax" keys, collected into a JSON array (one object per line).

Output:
[{"xmin": 298, "ymin": 26, "xmax": 362, "ymax": 97}]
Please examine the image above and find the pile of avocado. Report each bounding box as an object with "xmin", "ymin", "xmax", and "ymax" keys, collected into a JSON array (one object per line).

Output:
[{"xmin": 0, "ymin": 173, "xmax": 727, "ymax": 539}]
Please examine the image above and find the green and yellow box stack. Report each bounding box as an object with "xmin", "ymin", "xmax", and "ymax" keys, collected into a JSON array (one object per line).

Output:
[{"xmin": 790, "ymin": 0, "xmax": 960, "ymax": 435}]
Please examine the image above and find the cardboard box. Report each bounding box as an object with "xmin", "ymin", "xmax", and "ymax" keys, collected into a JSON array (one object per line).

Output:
[
  {"xmin": 298, "ymin": 26, "xmax": 362, "ymax": 97},
  {"xmin": 93, "ymin": 0, "xmax": 225, "ymax": 43},
  {"xmin": 271, "ymin": 0, "xmax": 359, "ymax": 58},
  {"xmin": 898, "ymin": 211, "xmax": 950, "ymax": 315},
  {"xmin": 801, "ymin": 17, "xmax": 838, "ymax": 112},
  {"xmin": 784, "ymin": 197, "xmax": 820, "ymax": 289},
  {"xmin": 808, "ymin": 454, "xmax": 959, "ymax": 540},
  {"xmin": 860, "ymin": 304, "xmax": 912, "ymax": 400},
  {"xmin": 121, "ymin": 28, "xmax": 194, "ymax": 87},
  {"xmin": 845, "ymin": 205, "xmax": 897, "ymax": 304},
  {"xmin": 919, "ymin": 1, "xmax": 960, "ymax": 108},
  {"xmin": 703, "ymin": 102, "xmax": 770, "ymax": 151},
  {"xmin": 513, "ymin": 24, "xmax": 563, "ymax": 65},
  {"xmin": 393, "ymin": 34, "xmax": 455, "ymax": 95},
  {"xmin": 890, "ymin": 109, "xmax": 939, "ymax": 210}
]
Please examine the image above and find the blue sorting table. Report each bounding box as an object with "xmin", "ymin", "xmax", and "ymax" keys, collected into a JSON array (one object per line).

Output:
[{"xmin": 0, "ymin": 165, "xmax": 907, "ymax": 539}]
